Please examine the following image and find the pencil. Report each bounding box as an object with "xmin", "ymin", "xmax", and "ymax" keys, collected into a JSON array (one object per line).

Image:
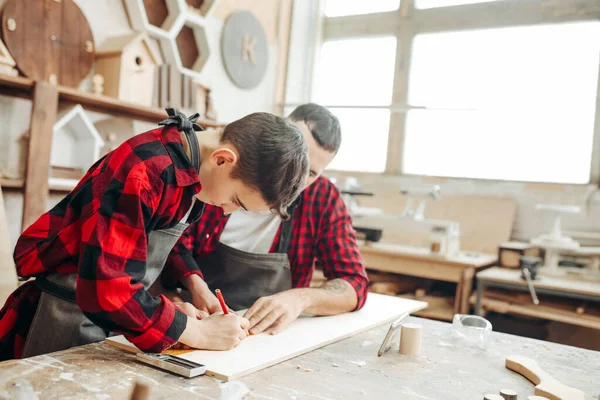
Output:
[{"xmin": 215, "ymin": 289, "xmax": 229, "ymax": 315}]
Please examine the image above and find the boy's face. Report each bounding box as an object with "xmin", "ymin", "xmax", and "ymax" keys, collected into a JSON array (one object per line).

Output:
[
  {"xmin": 196, "ymin": 147, "xmax": 269, "ymax": 214},
  {"xmin": 295, "ymin": 120, "xmax": 336, "ymax": 188}
]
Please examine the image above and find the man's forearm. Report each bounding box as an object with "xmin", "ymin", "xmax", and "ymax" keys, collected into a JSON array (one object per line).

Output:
[{"xmin": 296, "ymin": 279, "xmax": 358, "ymax": 315}]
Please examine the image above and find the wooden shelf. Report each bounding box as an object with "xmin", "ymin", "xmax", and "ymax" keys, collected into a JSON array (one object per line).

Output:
[
  {"xmin": 478, "ymin": 297, "xmax": 600, "ymax": 330},
  {"xmin": 398, "ymin": 294, "xmax": 455, "ymax": 321},
  {"xmin": 0, "ymin": 74, "xmax": 224, "ymax": 128}
]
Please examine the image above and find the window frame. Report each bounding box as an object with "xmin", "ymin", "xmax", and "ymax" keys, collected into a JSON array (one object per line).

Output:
[{"xmin": 283, "ymin": 0, "xmax": 600, "ymax": 185}]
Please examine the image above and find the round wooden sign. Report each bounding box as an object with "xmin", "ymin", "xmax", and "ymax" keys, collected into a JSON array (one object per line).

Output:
[
  {"xmin": 221, "ymin": 11, "xmax": 268, "ymax": 89},
  {"xmin": 1, "ymin": 0, "xmax": 95, "ymax": 88}
]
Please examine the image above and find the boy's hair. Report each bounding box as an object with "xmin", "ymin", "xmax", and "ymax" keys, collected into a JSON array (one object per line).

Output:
[
  {"xmin": 288, "ymin": 103, "xmax": 341, "ymax": 154},
  {"xmin": 221, "ymin": 112, "xmax": 309, "ymax": 219}
]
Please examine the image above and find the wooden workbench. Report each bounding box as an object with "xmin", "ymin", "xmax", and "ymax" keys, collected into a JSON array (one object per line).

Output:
[
  {"xmin": 1, "ymin": 317, "xmax": 598, "ymax": 399},
  {"xmin": 360, "ymin": 242, "xmax": 497, "ymax": 319}
]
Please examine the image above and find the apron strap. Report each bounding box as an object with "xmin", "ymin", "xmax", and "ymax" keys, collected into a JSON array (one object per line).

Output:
[
  {"xmin": 35, "ymin": 276, "xmax": 77, "ymax": 304},
  {"xmin": 276, "ymin": 200, "xmax": 300, "ymax": 253},
  {"xmin": 159, "ymin": 108, "xmax": 204, "ymax": 173}
]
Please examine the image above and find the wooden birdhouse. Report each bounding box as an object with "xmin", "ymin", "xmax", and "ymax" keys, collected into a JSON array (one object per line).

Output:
[
  {"xmin": 49, "ymin": 105, "xmax": 105, "ymax": 188},
  {"xmin": 95, "ymin": 33, "xmax": 163, "ymax": 107}
]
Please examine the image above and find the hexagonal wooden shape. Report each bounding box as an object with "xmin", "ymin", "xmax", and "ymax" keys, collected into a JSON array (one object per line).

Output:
[
  {"xmin": 185, "ymin": 0, "xmax": 219, "ymax": 17},
  {"xmin": 124, "ymin": 0, "xmax": 185, "ymax": 37},
  {"xmin": 161, "ymin": 17, "xmax": 210, "ymax": 76}
]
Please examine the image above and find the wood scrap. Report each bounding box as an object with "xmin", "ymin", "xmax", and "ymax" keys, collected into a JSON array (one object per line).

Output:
[{"xmin": 505, "ymin": 355, "xmax": 585, "ymax": 400}]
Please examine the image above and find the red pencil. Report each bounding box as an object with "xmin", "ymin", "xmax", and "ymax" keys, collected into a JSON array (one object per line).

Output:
[{"xmin": 215, "ymin": 289, "xmax": 229, "ymax": 315}]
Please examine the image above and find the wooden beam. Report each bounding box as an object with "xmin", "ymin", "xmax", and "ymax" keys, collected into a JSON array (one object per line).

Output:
[
  {"xmin": 23, "ymin": 82, "xmax": 58, "ymax": 230},
  {"xmin": 274, "ymin": 0, "xmax": 294, "ymax": 116}
]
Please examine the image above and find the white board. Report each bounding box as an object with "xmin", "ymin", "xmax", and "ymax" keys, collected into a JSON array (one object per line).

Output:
[{"xmin": 106, "ymin": 293, "xmax": 427, "ymax": 381}]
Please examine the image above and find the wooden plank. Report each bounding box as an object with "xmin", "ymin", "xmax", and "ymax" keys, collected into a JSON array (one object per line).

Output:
[
  {"xmin": 480, "ymin": 298, "xmax": 600, "ymax": 330},
  {"xmin": 273, "ymin": 0, "xmax": 293, "ymax": 116},
  {"xmin": 360, "ymin": 242, "xmax": 497, "ymax": 268},
  {"xmin": 478, "ymin": 267, "xmax": 600, "ymax": 297},
  {"xmin": 106, "ymin": 293, "xmax": 428, "ymax": 381},
  {"xmin": 58, "ymin": 85, "xmax": 223, "ymax": 128},
  {"xmin": 361, "ymin": 251, "xmax": 465, "ymax": 282},
  {"xmin": 22, "ymin": 82, "xmax": 58, "ymax": 229},
  {"xmin": 168, "ymin": 64, "xmax": 182, "ymax": 109}
]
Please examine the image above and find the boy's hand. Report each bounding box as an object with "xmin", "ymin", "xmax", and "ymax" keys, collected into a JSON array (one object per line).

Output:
[
  {"xmin": 182, "ymin": 274, "xmax": 223, "ymax": 314},
  {"xmin": 243, "ymin": 290, "xmax": 308, "ymax": 335},
  {"xmin": 173, "ymin": 302, "xmax": 209, "ymax": 320},
  {"xmin": 179, "ymin": 314, "xmax": 250, "ymax": 351}
]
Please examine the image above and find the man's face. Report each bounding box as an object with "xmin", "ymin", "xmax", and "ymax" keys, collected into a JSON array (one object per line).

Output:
[{"xmin": 294, "ymin": 121, "xmax": 336, "ymax": 188}]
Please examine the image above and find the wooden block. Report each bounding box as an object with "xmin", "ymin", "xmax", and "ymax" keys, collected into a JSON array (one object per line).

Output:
[
  {"xmin": 399, "ymin": 323, "xmax": 422, "ymax": 356},
  {"xmin": 168, "ymin": 64, "xmax": 181, "ymax": 108},
  {"xmin": 505, "ymin": 355, "xmax": 585, "ymax": 400},
  {"xmin": 484, "ymin": 395, "xmax": 504, "ymax": 400},
  {"xmin": 527, "ymin": 397, "xmax": 550, "ymax": 400},
  {"xmin": 499, "ymin": 389, "xmax": 518, "ymax": 400},
  {"xmin": 23, "ymin": 82, "xmax": 58, "ymax": 229}
]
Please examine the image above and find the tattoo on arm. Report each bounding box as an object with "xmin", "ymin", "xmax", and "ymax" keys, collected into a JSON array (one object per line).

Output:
[{"xmin": 320, "ymin": 279, "xmax": 349, "ymax": 295}]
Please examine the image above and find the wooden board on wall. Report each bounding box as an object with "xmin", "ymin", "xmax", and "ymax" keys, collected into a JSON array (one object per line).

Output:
[
  {"xmin": 23, "ymin": 82, "xmax": 58, "ymax": 229},
  {"xmin": 356, "ymin": 193, "xmax": 517, "ymax": 254},
  {"xmin": 107, "ymin": 293, "xmax": 427, "ymax": 381}
]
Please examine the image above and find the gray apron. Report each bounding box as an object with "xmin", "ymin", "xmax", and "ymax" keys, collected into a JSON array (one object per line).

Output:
[
  {"xmin": 197, "ymin": 206, "xmax": 296, "ymax": 311},
  {"xmin": 22, "ymin": 109, "xmax": 203, "ymax": 358}
]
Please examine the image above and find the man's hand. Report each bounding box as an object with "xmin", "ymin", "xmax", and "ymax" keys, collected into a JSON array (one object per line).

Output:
[
  {"xmin": 181, "ymin": 274, "xmax": 223, "ymax": 314},
  {"xmin": 243, "ymin": 289, "xmax": 309, "ymax": 335}
]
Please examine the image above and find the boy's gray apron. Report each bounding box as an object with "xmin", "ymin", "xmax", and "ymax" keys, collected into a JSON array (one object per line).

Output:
[
  {"xmin": 22, "ymin": 109, "xmax": 203, "ymax": 358},
  {"xmin": 196, "ymin": 206, "xmax": 296, "ymax": 311}
]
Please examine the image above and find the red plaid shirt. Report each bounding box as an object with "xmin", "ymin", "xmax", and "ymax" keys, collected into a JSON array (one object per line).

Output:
[
  {"xmin": 0, "ymin": 126, "xmax": 202, "ymax": 360},
  {"xmin": 164, "ymin": 176, "xmax": 369, "ymax": 309}
]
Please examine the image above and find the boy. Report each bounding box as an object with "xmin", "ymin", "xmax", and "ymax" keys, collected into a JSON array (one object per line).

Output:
[
  {"xmin": 0, "ymin": 109, "xmax": 309, "ymax": 360},
  {"xmin": 162, "ymin": 104, "xmax": 368, "ymax": 335}
]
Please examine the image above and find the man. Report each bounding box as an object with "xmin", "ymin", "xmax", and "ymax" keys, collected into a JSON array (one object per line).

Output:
[
  {"xmin": 0, "ymin": 110, "xmax": 309, "ymax": 360},
  {"xmin": 163, "ymin": 104, "xmax": 369, "ymax": 335}
]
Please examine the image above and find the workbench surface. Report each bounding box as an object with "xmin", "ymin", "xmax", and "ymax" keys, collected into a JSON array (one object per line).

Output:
[{"xmin": 1, "ymin": 317, "xmax": 598, "ymax": 400}]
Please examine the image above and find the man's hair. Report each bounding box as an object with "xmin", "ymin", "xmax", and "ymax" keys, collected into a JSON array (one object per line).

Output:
[
  {"xmin": 221, "ymin": 112, "xmax": 309, "ymax": 219},
  {"xmin": 288, "ymin": 103, "xmax": 341, "ymax": 153}
]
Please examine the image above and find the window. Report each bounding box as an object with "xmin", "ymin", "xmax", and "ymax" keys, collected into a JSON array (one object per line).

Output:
[
  {"xmin": 403, "ymin": 22, "xmax": 600, "ymax": 184},
  {"xmin": 314, "ymin": 37, "xmax": 397, "ymax": 172},
  {"xmin": 324, "ymin": 0, "xmax": 400, "ymax": 18},
  {"xmin": 416, "ymin": 0, "xmax": 505, "ymax": 9}
]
